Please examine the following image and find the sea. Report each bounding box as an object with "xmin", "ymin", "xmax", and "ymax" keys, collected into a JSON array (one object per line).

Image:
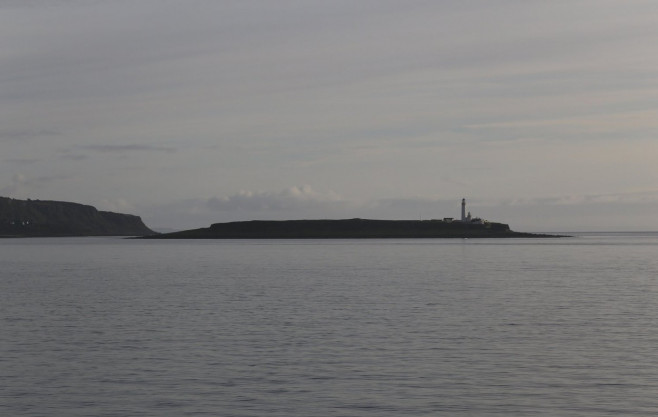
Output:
[{"xmin": 2, "ymin": 233, "xmax": 658, "ymax": 416}]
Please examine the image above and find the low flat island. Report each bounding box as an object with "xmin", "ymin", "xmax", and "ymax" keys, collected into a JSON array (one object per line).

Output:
[{"xmin": 141, "ymin": 219, "xmax": 562, "ymax": 239}]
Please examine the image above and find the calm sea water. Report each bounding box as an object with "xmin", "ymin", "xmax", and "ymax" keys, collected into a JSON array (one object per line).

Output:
[{"xmin": 2, "ymin": 234, "xmax": 658, "ymax": 416}]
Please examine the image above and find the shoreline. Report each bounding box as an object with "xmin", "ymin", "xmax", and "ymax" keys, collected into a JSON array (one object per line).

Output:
[{"xmin": 140, "ymin": 219, "xmax": 568, "ymax": 239}]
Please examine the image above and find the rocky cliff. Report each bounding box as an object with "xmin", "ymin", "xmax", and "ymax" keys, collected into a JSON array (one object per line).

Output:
[{"xmin": 0, "ymin": 197, "xmax": 156, "ymax": 237}]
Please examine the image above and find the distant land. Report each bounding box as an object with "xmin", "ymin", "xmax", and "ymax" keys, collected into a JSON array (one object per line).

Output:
[
  {"xmin": 0, "ymin": 197, "xmax": 156, "ymax": 237},
  {"xmin": 1, "ymin": 196, "xmax": 565, "ymax": 239},
  {"xmin": 141, "ymin": 218, "xmax": 562, "ymax": 239},
  {"xmin": 140, "ymin": 198, "xmax": 563, "ymax": 239}
]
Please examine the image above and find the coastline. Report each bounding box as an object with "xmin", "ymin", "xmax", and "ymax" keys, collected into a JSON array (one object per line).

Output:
[{"xmin": 140, "ymin": 219, "xmax": 567, "ymax": 239}]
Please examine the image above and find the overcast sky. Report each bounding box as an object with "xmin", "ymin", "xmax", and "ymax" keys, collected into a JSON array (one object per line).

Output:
[{"xmin": 2, "ymin": 0, "xmax": 658, "ymax": 232}]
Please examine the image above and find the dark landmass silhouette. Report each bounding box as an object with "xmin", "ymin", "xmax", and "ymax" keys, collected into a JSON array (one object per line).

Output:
[
  {"xmin": 0, "ymin": 196, "xmax": 156, "ymax": 237},
  {"xmin": 141, "ymin": 218, "xmax": 562, "ymax": 239}
]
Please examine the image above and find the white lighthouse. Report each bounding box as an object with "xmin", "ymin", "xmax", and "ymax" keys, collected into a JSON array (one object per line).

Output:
[{"xmin": 461, "ymin": 198, "xmax": 466, "ymax": 222}]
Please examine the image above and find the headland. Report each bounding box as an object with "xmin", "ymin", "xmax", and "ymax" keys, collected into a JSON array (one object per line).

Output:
[{"xmin": 0, "ymin": 196, "xmax": 156, "ymax": 237}]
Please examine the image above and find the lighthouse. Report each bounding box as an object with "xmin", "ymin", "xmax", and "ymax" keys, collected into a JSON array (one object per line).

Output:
[{"xmin": 461, "ymin": 198, "xmax": 466, "ymax": 222}]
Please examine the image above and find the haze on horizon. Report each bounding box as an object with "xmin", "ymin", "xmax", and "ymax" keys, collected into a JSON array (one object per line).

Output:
[{"xmin": 2, "ymin": 0, "xmax": 657, "ymax": 232}]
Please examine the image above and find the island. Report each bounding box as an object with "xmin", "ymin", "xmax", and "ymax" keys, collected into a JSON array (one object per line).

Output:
[
  {"xmin": 141, "ymin": 218, "xmax": 559, "ymax": 239},
  {"xmin": 143, "ymin": 198, "xmax": 562, "ymax": 239},
  {"xmin": 0, "ymin": 196, "xmax": 156, "ymax": 237}
]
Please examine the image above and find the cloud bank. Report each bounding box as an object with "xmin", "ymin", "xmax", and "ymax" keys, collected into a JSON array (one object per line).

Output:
[{"xmin": 207, "ymin": 186, "xmax": 344, "ymax": 212}]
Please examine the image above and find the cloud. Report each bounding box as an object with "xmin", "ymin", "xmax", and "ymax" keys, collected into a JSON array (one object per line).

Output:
[
  {"xmin": 77, "ymin": 144, "xmax": 177, "ymax": 154},
  {"xmin": 0, "ymin": 129, "xmax": 61, "ymax": 142},
  {"xmin": 1, "ymin": 173, "xmax": 28, "ymax": 195},
  {"xmin": 4, "ymin": 158, "xmax": 41, "ymax": 165},
  {"xmin": 0, "ymin": 173, "xmax": 68, "ymax": 197},
  {"xmin": 137, "ymin": 188, "xmax": 350, "ymax": 230},
  {"xmin": 59, "ymin": 153, "xmax": 88, "ymax": 161},
  {"xmin": 499, "ymin": 190, "xmax": 658, "ymax": 207},
  {"xmin": 207, "ymin": 186, "xmax": 344, "ymax": 212},
  {"xmin": 206, "ymin": 191, "xmax": 468, "ymax": 222},
  {"xmin": 0, "ymin": 0, "xmax": 96, "ymax": 9},
  {"xmin": 466, "ymin": 108, "xmax": 658, "ymax": 137},
  {"xmin": 95, "ymin": 198, "xmax": 134, "ymax": 213}
]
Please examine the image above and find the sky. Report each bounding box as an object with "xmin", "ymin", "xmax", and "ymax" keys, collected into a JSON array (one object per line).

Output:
[{"xmin": 2, "ymin": 0, "xmax": 658, "ymax": 232}]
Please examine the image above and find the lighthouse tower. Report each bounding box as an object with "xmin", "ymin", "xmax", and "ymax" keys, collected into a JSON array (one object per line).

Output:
[{"xmin": 461, "ymin": 198, "xmax": 466, "ymax": 222}]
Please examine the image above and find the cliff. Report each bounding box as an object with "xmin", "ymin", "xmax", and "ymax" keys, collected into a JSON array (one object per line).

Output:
[
  {"xmin": 142, "ymin": 218, "xmax": 557, "ymax": 239},
  {"xmin": 0, "ymin": 197, "xmax": 156, "ymax": 237}
]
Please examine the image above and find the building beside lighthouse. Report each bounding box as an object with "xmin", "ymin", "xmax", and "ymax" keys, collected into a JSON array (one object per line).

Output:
[{"xmin": 459, "ymin": 198, "xmax": 485, "ymax": 224}]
